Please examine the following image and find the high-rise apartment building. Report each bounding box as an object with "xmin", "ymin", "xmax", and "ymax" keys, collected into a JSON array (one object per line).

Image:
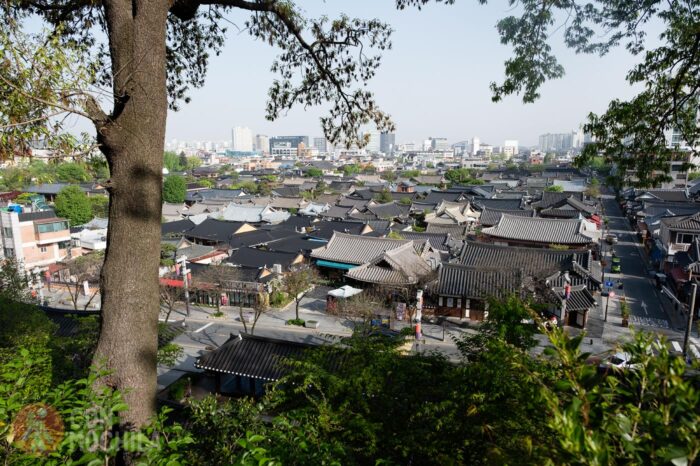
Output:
[
  {"xmin": 231, "ymin": 126, "xmax": 253, "ymax": 152},
  {"xmin": 364, "ymin": 131, "xmax": 381, "ymax": 153},
  {"xmin": 503, "ymin": 139, "xmax": 519, "ymax": 157},
  {"xmin": 380, "ymin": 132, "xmax": 395, "ymax": 155},
  {"xmin": 471, "ymin": 137, "xmax": 480, "ymax": 156},
  {"xmin": 254, "ymin": 134, "xmax": 270, "ymax": 153},
  {"xmin": 539, "ymin": 132, "xmax": 574, "ymax": 152},
  {"xmin": 430, "ymin": 137, "xmax": 449, "ymax": 151},
  {"xmin": 313, "ymin": 137, "xmax": 328, "ymax": 153}
]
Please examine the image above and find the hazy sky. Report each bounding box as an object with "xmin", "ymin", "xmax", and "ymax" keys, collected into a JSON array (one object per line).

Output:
[{"xmin": 82, "ymin": 1, "xmax": 658, "ymax": 147}]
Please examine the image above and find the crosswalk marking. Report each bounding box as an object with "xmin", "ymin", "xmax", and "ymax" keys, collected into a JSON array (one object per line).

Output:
[
  {"xmin": 629, "ymin": 315, "xmax": 669, "ymax": 329},
  {"xmin": 691, "ymin": 345, "xmax": 700, "ymax": 359},
  {"xmin": 671, "ymin": 341, "xmax": 683, "ymax": 352}
]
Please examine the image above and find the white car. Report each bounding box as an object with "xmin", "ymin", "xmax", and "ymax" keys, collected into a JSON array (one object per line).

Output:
[{"xmin": 603, "ymin": 352, "xmax": 641, "ymax": 371}]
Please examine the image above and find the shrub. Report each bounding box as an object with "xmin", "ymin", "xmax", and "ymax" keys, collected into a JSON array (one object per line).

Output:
[{"xmin": 287, "ymin": 318, "xmax": 305, "ymax": 326}]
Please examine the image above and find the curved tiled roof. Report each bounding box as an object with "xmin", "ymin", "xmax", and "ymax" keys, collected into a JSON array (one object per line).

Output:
[
  {"xmin": 436, "ymin": 264, "xmax": 521, "ymax": 298},
  {"xmin": 310, "ymin": 232, "xmax": 411, "ymax": 265},
  {"xmin": 479, "ymin": 207, "xmax": 535, "ymax": 227},
  {"xmin": 482, "ymin": 214, "xmax": 593, "ymax": 245},
  {"xmin": 459, "ymin": 241, "xmax": 591, "ymax": 278}
]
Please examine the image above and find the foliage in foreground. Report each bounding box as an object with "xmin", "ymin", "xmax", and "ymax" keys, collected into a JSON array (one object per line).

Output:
[{"xmin": 1, "ymin": 297, "xmax": 699, "ymax": 465}]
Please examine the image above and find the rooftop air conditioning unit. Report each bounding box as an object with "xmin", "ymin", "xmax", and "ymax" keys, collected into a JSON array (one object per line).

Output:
[{"xmin": 272, "ymin": 264, "xmax": 283, "ymax": 274}]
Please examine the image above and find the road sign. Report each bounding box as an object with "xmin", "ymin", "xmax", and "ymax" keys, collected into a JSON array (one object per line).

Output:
[{"xmin": 605, "ymin": 280, "xmax": 614, "ymax": 287}]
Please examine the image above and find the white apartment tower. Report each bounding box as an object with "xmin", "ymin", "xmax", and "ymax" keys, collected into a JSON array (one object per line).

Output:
[
  {"xmin": 254, "ymin": 134, "xmax": 270, "ymax": 153},
  {"xmin": 503, "ymin": 139, "xmax": 519, "ymax": 157},
  {"xmin": 231, "ymin": 126, "xmax": 253, "ymax": 152}
]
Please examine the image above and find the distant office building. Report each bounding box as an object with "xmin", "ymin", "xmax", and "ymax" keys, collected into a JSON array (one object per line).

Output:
[
  {"xmin": 231, "ymin": 126, "xmax": 253, "ymax": 152},
  {"xmin": 471, "ymin": 137, "xmax": 480, "ymax": 156},
  {"xmin": 572, "ymin": 127, "xmax": 593, "ymax": 149},
  {"xmin": 430, "ymin": 137, "xmax": 449, "ymax": 151},
  {"xmin": 380, "ymin": 132, "xmax": 395, "ymax": 155},
  {"xmin": 477, "ymin": 144, "xmax": 493, "ymax": 156},
  {"xmin": 270, "ymin": 136, "xmax": 308, "ymax": 152},
  {"xmin": 313, "ymin": 137, "xmax": 328, "ymax": 153},
  {"xmin": 423, "ymin": 139, "xmax": 432, "ymax": 151},
  {"xmin": 254, "ymin": 134, "xmax": 270, "ymax": 154},
  {"xmin": 503, "ymin": 139, "xmax": 519, "ymax": 157},
  {"xmin": 364, "ymin": 131, "xmax": 381, "ymax": 153},
  {"xmin": 539, "ymin": 132, "xmax": 574, "ymax": 152},
  {"xmin": 452, "ymin": 141, "xmax": 469, "ymax": 155}
]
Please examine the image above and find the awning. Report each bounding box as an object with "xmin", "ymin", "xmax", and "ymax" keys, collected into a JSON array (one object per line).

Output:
[
  {"xmin": 328, "ymin": 285, "xmax": 363, "ymax": 299},
  {"xmin": 315, "ymin": 259, "xmax": 356, "ymax": 270}
]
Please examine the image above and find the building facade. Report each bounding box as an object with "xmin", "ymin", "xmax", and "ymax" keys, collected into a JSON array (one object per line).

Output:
[
  {"xmin": 232, "ymin": 126, "xmax": 253, "ymax": 152},
  {"xmin": 380, "ymin": 132, "xmax": 395, "ymax": 155},
  {"xmin": 0, "ymin": 210, "xmax": 71, "ymax": 270}
]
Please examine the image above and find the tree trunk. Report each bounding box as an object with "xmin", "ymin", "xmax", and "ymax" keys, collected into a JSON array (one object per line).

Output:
[
  {"xmin": 295, "ymin": 299, "xmax": 300, "ymax": 321},
  {"xmin": 92, "ymin": 0, "xmax": 169, "ymax": 429}
]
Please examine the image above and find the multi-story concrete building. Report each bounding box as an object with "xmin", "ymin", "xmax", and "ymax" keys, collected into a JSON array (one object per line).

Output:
[
  {"xmin": 231, "ymin": 126, "xmax": 253, "ymax": 152},
  {"xmin": 364, "ymin": 131, "xmax": 381, "ymax": 153},
  {"xmin": 254, "ymin": 134, "xmax": 270, "ymax": 154},
  {"xmin": 0, "ymin": 210, "xmax": 71, "ymax": 270},
  {"xmin": 471, "ymin": 137, "xmax": 480, "ymax": 156},
  {"xmin": 313, "ymin": 137, "xmax": 328, "ymax": 153},
  {"xmin": 539, "ymin": 132, "xmax": 575, "ymax": 152},
  {"xmin": 270, "ymin": 136, "xmax": 309, "ymax": 154},
  {"xmin": 503, "ymin": 139, "xmax": 519, "ymax": 157},
  {"xmin": 430, "ymin": 137, "xmax": 449, "ymax": 151},
  {"xmin": 380, "ymin": 132, "xmax": 395, "ymax": 155}
]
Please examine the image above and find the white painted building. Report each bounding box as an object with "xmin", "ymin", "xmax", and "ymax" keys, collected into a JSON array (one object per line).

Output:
[{"xmin": 231, "ymin": 126, "xmax": 253, "ymax": 152}]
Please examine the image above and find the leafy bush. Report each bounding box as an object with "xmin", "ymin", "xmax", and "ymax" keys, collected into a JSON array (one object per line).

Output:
[
  {"xmin": 269, "ymin": 291, "xmax": 289, "ymax": 307},
  {"xmin": 286, "ymin": 318, "xmax": 305, "ymax": 326},
  {"xmin": 157, "ymin": 343, "xmax": 184, "ymax": 367}
]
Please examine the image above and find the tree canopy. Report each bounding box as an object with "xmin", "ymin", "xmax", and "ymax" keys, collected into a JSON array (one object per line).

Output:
[
  {"xmin": 54, "ymin": 185, "xmax": 92, "ymax": 226},
  {"xmin": 163, "ymin": 175, "xmax": 187, "ymax": 204}
]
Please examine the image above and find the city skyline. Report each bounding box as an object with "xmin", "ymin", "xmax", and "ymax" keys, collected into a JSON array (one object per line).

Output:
[{"xmin": 158, "ymin": 1, "xmax": 655, "ymax": 147}]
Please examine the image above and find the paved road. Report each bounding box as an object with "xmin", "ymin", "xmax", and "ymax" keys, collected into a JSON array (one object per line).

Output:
[{"xmin": 601, "ymin": 195, "xmax": 671, "ymax": 327}]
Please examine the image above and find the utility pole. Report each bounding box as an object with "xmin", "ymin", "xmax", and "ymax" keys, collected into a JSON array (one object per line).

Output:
[
  {"xmin": 604, "ymin": 291, "xmax": 610, "ymax": 322},
  {"xmin": 414, "ymin": 289, "xmax": 423, "ymax": 352},
  {"xmin": 683, "ymin": 283, "xmax": 696, "ymax": 359},
  {"xmin": 178, "ymin": 255, "xmax": 191, "ymax": 318}
]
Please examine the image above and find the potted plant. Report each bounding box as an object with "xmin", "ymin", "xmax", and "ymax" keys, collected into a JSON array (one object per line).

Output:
[
  {"xmin": 620, "ymin": 301, "xmax": 630, "ymax": 327},
  {"xmin": 304, "ymin": 319, "xmax": 319, "ymax": 329}
]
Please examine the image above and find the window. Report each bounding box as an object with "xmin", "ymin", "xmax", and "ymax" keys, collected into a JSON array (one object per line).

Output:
[
  {"xmin": 36, "ymin": 221, "xmax": 69, "ymax": 234},
  {"xmin": 677, "ymin": 233, "xmax": 696, "ymax": 244},
  {"xmin": 40, "ymin": 246, "xmax": 47, "ymax": 253},
  {"xmin": 4, "ymin": 247, "xmax": 14, "ymax": 258},
  {"xmin": 446, "ymin": 297, "xmax": 454, "ymax": 307},
  {"xmin": 58, "ymin": 241, "xmax": 71, "ymax": 250},
  {"xmin": 2, "ymin": 227, "xmax": 12, "ymax": 238}
]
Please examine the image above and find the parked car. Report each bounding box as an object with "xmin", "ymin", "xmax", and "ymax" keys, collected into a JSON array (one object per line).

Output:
[
  {"xmin": 605, "ymin": 234, "xmax": 618, "ymax": 245},
  {"xmin": 599, "ymin": 352, "xmax": 641, "ymax": 371},
  {"xmin": 611, "ymin": 255, "xmax": 621, "ymax": 273}
]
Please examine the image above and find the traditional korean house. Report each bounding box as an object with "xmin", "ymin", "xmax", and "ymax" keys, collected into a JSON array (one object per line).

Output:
[
  {"xmin": 195, "ymin": 333, "xmax": 312, "ymax": 396},
  {"xmin": 310, "ymin": 232, "xmax": 413, "ymax": 273},
  {"xmin": 433, "ymin": 264, "xmax": 522, "ymax": 319},
  {"xmin": 481, "ymin": 214, "xmax": 597, "ymax": 248}
]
